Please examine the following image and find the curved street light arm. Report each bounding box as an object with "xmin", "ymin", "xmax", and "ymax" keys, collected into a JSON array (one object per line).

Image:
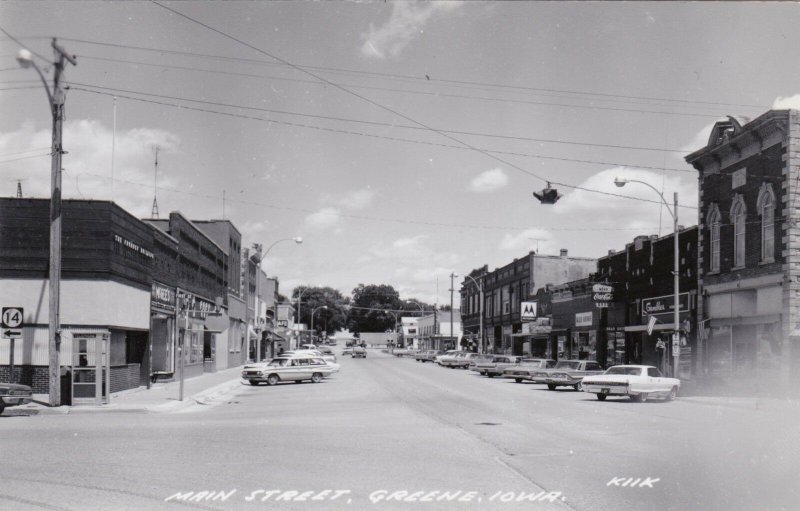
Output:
[{"xmin": 622, "ymin": 179, "xmax": 675, "ymax": 219}]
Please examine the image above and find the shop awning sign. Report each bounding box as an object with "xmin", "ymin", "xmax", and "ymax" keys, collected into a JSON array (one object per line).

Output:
[{"xmin": 520, "ymin": 302, "xmax": 537, "ymax": 321}]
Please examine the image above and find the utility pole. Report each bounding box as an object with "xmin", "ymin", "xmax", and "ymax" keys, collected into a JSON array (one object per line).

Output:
[
  {"xmin": 16, "ymin": 180, "xmax": 23, "ymax": 198},
  {"xmin": 17, "ymin": 39, "xmax": 77, "ymax": 407},
  {"xmin": 450, "ymin": 273, "xmax": 456, "ymax": 350}
]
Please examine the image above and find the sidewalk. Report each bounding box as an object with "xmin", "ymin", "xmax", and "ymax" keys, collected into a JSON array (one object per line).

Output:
[{"xmin": 20, "ymin": 365, "xmax": 247, "ymax": 416}]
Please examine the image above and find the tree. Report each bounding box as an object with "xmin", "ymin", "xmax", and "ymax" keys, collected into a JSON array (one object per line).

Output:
[
  {"xmin": 291, "ymin": 286, "xmax": 349, "ymax": 336},
  {"xmin": 349, "ymin": 284, "xmax": 403, "ymax": 333}
]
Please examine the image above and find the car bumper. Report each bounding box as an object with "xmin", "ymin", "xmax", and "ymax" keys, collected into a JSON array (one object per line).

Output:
[
  {"xmin": 583, "ymin": 384, "xmax": 630, "ymax": 395},
  {"xmin": 1, "ymin": 395, "xmax": 33, "ymax": 406}
]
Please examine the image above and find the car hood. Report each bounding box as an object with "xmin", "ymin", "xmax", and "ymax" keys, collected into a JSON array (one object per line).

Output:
[{"xmin": 0, "ymin": 383, "xmax": 33, "ymax": 392}]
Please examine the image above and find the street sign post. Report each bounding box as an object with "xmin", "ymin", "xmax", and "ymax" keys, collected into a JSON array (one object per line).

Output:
[{"xmin": 2, "ymin": 307, "xmax": 24, "ymax": 384}]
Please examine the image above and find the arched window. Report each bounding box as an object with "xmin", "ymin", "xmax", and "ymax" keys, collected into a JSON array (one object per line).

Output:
[
  {"xmin": 706, "ymin": 204, "xmax": 721, "ymax": 272},
  {"xmin": 730, "ymin": 196, "xmax": 747, "ymax": 268},
  {"xmin": 757, "ymin": 183, "xmax": 776, "ymax": 262}
]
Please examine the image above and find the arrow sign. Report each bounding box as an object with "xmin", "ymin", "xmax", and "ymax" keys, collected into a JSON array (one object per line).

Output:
[{"xmin": 3, "ymin": 329, "xmax": 22, "ymax": 339}]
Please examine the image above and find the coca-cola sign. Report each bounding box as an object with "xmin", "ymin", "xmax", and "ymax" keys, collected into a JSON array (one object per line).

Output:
[{"xmin": 593, "ymin": 292, "xmax": 614, "ymax": 302}]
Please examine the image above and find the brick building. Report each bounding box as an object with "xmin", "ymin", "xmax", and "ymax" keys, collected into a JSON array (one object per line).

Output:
[{"xmin": 686, "ymin": 110, "xmax": 800, "ymax": 391}]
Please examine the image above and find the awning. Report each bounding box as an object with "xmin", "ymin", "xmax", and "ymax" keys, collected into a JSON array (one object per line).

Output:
[
  {"xmin": 624, "ymin": 324, "xmax": 677, "ymax": 332},
  {"xmin": 248, "ymin": 325, "xmax": 259, "ymax": 341},
  {"xmin": 709, "ymin": 314, "xmax": 780, "ymax": 328}
]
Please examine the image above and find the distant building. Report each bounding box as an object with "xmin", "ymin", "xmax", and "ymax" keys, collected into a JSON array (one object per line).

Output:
[
  {"xmin": 417, "ymin": 311, "xmax": 462, "ymax": 351},
  {"xmin": 460, "ymin": 250, "xmax": 595, "ymax": 354}
]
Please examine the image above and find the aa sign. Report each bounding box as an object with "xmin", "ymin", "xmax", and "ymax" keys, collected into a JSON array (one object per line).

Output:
[{"xmin": 520, "ymin": 302, "xmax": 537, "ymax": 321}]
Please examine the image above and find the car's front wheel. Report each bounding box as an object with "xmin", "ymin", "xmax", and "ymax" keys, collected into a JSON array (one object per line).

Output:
[
  {"xmin": 595, "ymin": 393, "xmax": 607, "ymax": 401},
  {"xmin": 547, "ymin": 384, "xmax": 556, "ymax": 391},
  {"xmin": 573, "ymin": 381, "xmax": 583, "ymax": 392},
  {"xmin": 0, "ymin": 402, "xmax": 5, "ymax": 415},
  {"xmin": 311, "ymin": 372, "xmax": 323, "ymax": 383},
  {"xmin": 266, "ymin": 374, "xmax": 279, "ymax": 386},
  {"xmin": 514, "ymin": 378, "xmax": 523, "ymax": 383},
  {"xmin": 631, "ymin": 393, "xmax": 648, "ymax": 403}
]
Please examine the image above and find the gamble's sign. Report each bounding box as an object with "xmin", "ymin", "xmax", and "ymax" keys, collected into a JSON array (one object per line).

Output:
[{"xmin": 642, "ymin": 293, "xmax": 689, "ymax": 316}]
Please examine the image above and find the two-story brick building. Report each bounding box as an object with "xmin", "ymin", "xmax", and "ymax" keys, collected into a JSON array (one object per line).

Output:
[{"xmin": 686, "ymin": 110, "xmax": 800, "ymax": 390}]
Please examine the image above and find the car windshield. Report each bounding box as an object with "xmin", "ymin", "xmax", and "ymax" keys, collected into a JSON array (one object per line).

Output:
[
  {"xmin": 554, "ymin": 361, "xmax": 580, "ymax": 370},
  {"xmin": 605, "ymin": 366, "xmax": 643, "ymax": 376}
]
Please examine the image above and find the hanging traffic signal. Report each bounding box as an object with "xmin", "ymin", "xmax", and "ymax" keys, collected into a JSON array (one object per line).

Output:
[{"xmin": 533, "ymin": 183, "xmax": 561, "ymax": 204}]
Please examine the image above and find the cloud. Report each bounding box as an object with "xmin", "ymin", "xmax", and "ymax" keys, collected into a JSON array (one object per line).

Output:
[
  {"xmin": 324, "ymin": 187, "xmax": 377, "ymax": 211},
  {"xmin": 0, "ymin": 119, "xmax": 180, "ymax": 217},
  {"xmin": 773, "ymin": 94, "xmax": 800, "ymax": 109},
  {"xmin": 468, "ymin": 168, "xmax": 508, "ymax": 193},
  {"xmin": 304, "ymin": 207, "xmax": 341, "ymax": 229},
  {"xmin": 556, "ymin": 167, "xmax": 698, "ymax": 231},
  {"xmin": 499, "ymin": 228, "xmax": 555, "ymax": 253},
  {"xmin": 361, "ymin": 2, "xmax": 462, "ymax": 59}
]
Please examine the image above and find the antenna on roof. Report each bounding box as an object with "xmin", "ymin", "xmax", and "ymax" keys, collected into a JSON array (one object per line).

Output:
[{"xmin": 151, "ymin": 145, "xmax": 160, "ymax": 219}]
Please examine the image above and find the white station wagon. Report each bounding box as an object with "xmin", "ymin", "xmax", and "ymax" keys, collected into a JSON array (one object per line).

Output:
[
  {"xmin": 242, "ymin": 356, "xmax": 334, "ymax": 386},
  {"xmin": 582, "ymin": 365, "xmax": 680, "ymax": 402}
]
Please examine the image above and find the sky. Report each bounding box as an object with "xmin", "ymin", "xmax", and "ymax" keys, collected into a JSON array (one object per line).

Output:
[{"xmin": 2, "ymin": 1, "xmax": 800, "ymax": 306}]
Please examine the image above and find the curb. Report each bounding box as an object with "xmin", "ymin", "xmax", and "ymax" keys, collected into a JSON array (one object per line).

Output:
[{"xmin": 15, "ymin": 377, "xmax": 246, "ymax": 416}]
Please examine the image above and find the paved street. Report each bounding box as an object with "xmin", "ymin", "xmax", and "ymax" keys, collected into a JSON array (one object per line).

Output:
[{"xmin": 2, "ymin": 349, "xmax": 798, "ymax": 511}]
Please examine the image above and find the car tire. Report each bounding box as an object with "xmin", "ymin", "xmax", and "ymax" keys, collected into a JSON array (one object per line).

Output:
[
  {"xmin": 514, "ymin": 378, "xmax": 523, "ymax": 383},
  {"xmin": 595, "ymin": 393, "xmax": 607, "ymax": 401},
  {"xmin": 573, "ymin": 381, "xmax": 583, "ymax": 392},
  {"xmin": 311, "ymin": 372, "xmax": 323, "ymax": 383},
  {"xmin": 266, "ymin": 374, "xmax": 279, "ymax": 386},
  {"xmin": 249, "ymin": 381, "xmax": 260, "ymax": 386},
  {"xmin": 547, "ymin": 384, "xmax": 556, "ymax": 391},
  {"xmin": 632, "ymin": 393, "xmax": 647, "ymax": 403},
  {"xmin": 667, "ymin": 386, "xmax": 678, "ymax": 401},
  {"xmin": 0, "ymin": 402, "xmax": 4, "ymax": 415},
  {"xmin": 487, "ymin": 374, "xmax": 494, "ymax": 378}
]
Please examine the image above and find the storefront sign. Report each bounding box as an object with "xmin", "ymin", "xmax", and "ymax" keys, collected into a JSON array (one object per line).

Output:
[
  {"xmin": 520, "ymin": 302, "xmax": 537, "ymax": 321},
  {"xmin": 642, "ymin": 293, "xmax": 690, "ymax": 316},
  {"xmin": 177, "ymin": 291, "xmax": 217, "ymax": 319},
  {"xmin": 592, "ymin": 284, "xmax": 613, "ymax": 293},
  {"xmin": 151, "ymin": 282, "xmax": 176, "ymax": 314},
  {"xmin": 114, "ymin": 234, "xmax": 154, "ymax": 259},
  {"xmin": 575, "ymin": 311, "xmax": 593, "ymax": 327}
]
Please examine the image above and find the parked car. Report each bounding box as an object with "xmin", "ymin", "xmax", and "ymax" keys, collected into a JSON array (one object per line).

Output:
[
  {"xmin": 0, "ymin": 382, "xmax": 33, "ymax": 415},
  {"xmin": 434, "ymin": 350, "xmax": 459, "ymax": 366},
  {"xmin": 453, "ymin": 352, "xmax": 480, "ymax": 369},
  {"xmin": 241, "ymin": 355, "xmax": 334, "ymax": 386},
  {"xmin": 439, "ymin": 351, "xmax": 471, "ymax": 368},
  {"xmin": 582, "ymin": 365, "xmax": 681, "ymax": 402},
  {"xmin": 415, "ymin": 350, "xmax": 442, "ymax": 363},
  {"xmin": 473, "ymin": 355, "xmax": 524, "ymax": 377},
  {"xmin": 352, "ymin": 346, "xmax": 367, "ymax": 358},
  {"xmin": 468, "ymin": 354, "xmax": 496, "ymax": 372},
  {"xmin": 342, "ymin": 347, "xmax": 353, "ymax": 355},
  {"xmin": 502, "ymin": 358, "xmax": 556, "ymax": 382},
  {"xmin": 540, "ymin": 360, "xmax": 604, "ymax": 391}
]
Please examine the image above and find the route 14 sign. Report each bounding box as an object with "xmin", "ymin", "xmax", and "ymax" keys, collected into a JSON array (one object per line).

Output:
[
  {"xmin": 520, "ymin": 302, "xmax": 537, "ymax": 322},
  {"xmin": 2, "ymin": 307, "xmax": 23, "ymax": 329}
]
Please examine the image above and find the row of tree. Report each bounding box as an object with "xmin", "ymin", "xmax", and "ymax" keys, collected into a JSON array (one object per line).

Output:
[{"xmin": 289, "ymin": 284, "xmax": 442, "ymax": 336}]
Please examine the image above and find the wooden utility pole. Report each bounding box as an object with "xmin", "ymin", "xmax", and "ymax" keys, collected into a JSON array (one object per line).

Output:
[{"xmin": 47, "ymin": 40, "xmax": 76, "ymax": 406}]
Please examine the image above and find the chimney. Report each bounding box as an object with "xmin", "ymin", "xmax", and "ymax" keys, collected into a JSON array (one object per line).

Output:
[
  {"xmin": 608, "ymin": 249, "xmax": 615, "ymax": 256},
  {"xmin": 560, "ymin": 249, "xmax": 568, "ymax": 257}
]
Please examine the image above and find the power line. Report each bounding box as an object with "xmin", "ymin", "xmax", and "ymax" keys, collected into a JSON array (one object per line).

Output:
[
  {"xmin": 0, "ymin": 26, "xmax": 50, "ymax": 63},
  {"xmin": 75, "ymin": 53, "xmax": 737, "ymax": 121},
  {"xmin": 69, "ymin": 85, "xmax": 695, "ymax": 175},
  {"xmin": 69, "ymin": 171, "xmax": 674, "ymax": 232},
  {"xmin": 53, "ymin": 36, "xmax": 768, "ymax": 112},
  {"xmin": 148, "ymin": 1, "xmax": 701, "ymax": 208},
  {"xmin": 68, "ymin": 79, "xmax": 692, "ymax": 156}
]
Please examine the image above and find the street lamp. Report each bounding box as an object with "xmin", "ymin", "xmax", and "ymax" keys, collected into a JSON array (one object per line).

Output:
[
  {"xmin": 254, "ymin": 237, "xmax": 302, "ymax": 360},
  {"xmin": 310, "ymin": 305, "xmax": 328, "ymax": 341},
  {"xmin": 449, "ymin": 273, "xmax": 458, "ymax": 350},
  {"xmin": 17, "ymin": 41, "xmax": 76, "ymax": 407},
  {"xmin": 614, "ymin": 177, "xmax": 680, "ymax": 377},
  {"xmin": 461, "ymin": 274, "xmax": 485, "ymax": 354}
]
